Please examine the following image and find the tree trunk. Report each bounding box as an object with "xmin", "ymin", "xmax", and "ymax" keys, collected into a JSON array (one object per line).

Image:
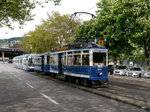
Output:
[{"xmin": 144, "ymin": 46, "xmax": 150, "ymax": 70}]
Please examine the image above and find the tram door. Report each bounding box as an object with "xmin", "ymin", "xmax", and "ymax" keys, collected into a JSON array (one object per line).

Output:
[
  {"xmin": 41, "ymin": 56, "xmax": 44, "ymax": 71},
  {"xmin": 58, "ymin": 53, "xmax": 63, "ymax": 74}
]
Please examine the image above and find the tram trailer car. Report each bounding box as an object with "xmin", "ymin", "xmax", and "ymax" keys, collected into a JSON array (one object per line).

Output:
[
  {"xmin": 32, "ymin": 53, "xmax": 50, "ymax": 73},
  {"xmin": 13, "ymin": 54, "xmax": 35, "ymax": 71},
  {"xmin": 48, "ymin": 43, "xmax": 109, "ymax": 86}
]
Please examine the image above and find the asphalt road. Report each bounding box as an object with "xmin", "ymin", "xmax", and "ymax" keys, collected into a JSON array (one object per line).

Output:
[{"xmin": 0, "ymin": 63, "xmax": 148, "ymax": 112}]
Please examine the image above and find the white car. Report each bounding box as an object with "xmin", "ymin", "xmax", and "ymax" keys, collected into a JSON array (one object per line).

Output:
[
  {"xmin": 126, "ymin": 67, "xmax": 143, "ymax": 77},
  {"xmin": 144, "ymin": 72, "xmax": 150, "ymax": 78},
  {"xmin": 113, "ymin": 66, "xmax": 128, "ymax": 76}
]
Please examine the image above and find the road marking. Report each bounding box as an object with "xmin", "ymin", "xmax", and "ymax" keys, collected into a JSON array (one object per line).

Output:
[
  {"xmin": 26, "ymin": 83, "xmax": 34, "ymax": 88},
  {"xmin": 17, "ymin": 77, "xmax": 23, "ymax": 81},
  {"xmin": 16, "ymin": 71, "xmax": 20, "ymax": 73},
  {"xmin": 40, "ymin": 93, "xmax": 59, "ymax": 105}
]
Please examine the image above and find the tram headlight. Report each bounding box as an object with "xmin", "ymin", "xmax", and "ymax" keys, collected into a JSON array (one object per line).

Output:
[{"xmin": 99, "ymin": 72, "xmax": 103, "ymax": 76}]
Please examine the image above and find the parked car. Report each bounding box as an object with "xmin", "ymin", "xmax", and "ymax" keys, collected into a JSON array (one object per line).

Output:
[
  {"xmin": 126, "ymin": 67, "xmax": 143, "ymax": 77},
  {"xmin": 113, "ymin": 65, "xmax": 128, "ymax": 76},
  {"xmin": 144, "ymin": 68, "xmax": 150, "ymax": 78}
]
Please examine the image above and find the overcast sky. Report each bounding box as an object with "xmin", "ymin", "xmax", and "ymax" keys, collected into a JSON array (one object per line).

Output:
[{"xmin": 0, "ymin": 0, "xmax": 99, "ymax": 39}]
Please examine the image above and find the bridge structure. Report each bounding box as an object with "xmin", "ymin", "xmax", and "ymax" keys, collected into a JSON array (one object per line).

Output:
[{"xmin": 0, "ymin": 48, "xmax": 24, "ymax": 62}]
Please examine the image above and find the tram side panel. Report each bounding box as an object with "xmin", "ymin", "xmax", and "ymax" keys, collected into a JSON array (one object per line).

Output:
[
  {"xmin": 63, "ymin": 65, "xmax": 108, "ymax": 81},
  {"xmin": 90, "ymin": 66, "xmax": 108, "ymax": 80}
]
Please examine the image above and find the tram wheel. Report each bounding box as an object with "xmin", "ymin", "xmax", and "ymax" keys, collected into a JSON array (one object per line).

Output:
[
  {"xmin": 69, "ymin": 77, "xmax": 73, "ymax": 83},
  {"xmin": 65, "ymin": 76, "xmax": 69, "ymax": 82},
  {"xmin": 82, "ymin": 79, "xmax": 89, "ymax": 87},
  {"xmin": 55, "ymin": 74, "xmax": 59, "ymax": 79},
  {"xmin": 76, "ymin": 79, "xmax": 81, "ymax": 85}
]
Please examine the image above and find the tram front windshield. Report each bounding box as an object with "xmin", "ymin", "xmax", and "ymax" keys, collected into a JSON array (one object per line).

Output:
[{"xmin": 93, "ymin": 52, "xmax": 106, "ymax": 66}]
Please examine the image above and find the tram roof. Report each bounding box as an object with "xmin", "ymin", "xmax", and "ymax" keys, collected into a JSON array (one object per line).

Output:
[
  {"xmin": 13, "ymin": 54, "xmax": 36, "ymax": 59},
  {"xmin": 33, "ymin": 52, "xmax": 50, "ymax": 57},
  {"xmin": 51, "ymin": 42, "xmax": 108, "ymax": 53},
  {"xmin": 50, "ymin": 47, "xmax": 108, "ymax": 54}
]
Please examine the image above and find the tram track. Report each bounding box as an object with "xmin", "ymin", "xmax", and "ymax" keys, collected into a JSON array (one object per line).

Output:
[
  {"xmin": 110, "ymin": 80, "xmax": 150, "ymax": 92},
  {"xmin": 97, "ymin": 86, "xmax": 150, "ymax": 103},
  {"xmin": 29, "ymin": 72, "xmax": 150, "ymax": 110}
]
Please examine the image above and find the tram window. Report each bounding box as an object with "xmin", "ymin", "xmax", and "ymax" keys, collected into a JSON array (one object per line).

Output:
[
  {"xmin": 50, "ymin": 56, "xmax": 54, "ymax": 64},
  {"xmin": 83, "ymin": 50, "xmax": 89, "ymax": 53},
  {"xmin": 47, "ymin": 56, "xmax": 50, "ymax": 64},
  {"xmin": 67, "ymin": 56, "xmax": 73, "ymax": 65},
  {"xmin": 35, "ymin": 57, "xmax": 41, "ymax": 64},
  {"xmin": 73, "ymin": 55, "xmax": 81, "ymax": 65},
  {"xmin": 82, "ymin": 55, "xmax": 89, "ymax": 65},
  {"xmin": 24, "ymin": 59, "xmax": 27, "ymax": 65},
  {"xmin": 62, "ymin": 54, "xmax": 66, "ymax": 65},
  {"xmin": 68, "ymin": 52, "xmax": 72, "ymax": 54},
  {"xmin": 38, "ymin": 58, "xmax": 40, "ymax": 64},
  {"xmin": 25, "ymin": 60, "xmax": 27, "ymax": 65},
  {"xmin": 54, "ymin": 55, "xmax": 58, "ymax": 65},
  {"xmin": 74, "ymin": 51, "xmax": 81, "ymax": 54},
  {"xmin": 28, "ymin": 58, "xmax": 33, "ymax": 66},
  {"xmin": 50, "ymin": 55, "xmax": 58, "ymax": 65},
  {"xmin": 93, "ymin": 53, "xmax": 106, "ymax": 65},
  {"xmin": 35, "ymin": 58, "xmax": 37, "ymax": 64},
  {"xmin": 20, "ymin": 59, "xmax": 22, "ymax": 64}
]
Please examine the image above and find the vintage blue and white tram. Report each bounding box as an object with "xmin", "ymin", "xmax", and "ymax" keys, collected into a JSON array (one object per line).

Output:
[
  {"xmin": 13, "ymin": 42, "xmax": 109, "ymax": 86},
  {"xmin": 13, "ymin": 54, "xmax": 35, "ymax": 71},
  {"xmin": 49, "ymin": 42, "xmax": 108, "ymax": 86}
]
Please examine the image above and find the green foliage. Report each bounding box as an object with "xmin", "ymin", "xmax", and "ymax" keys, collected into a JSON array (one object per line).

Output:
[
  {"xmin": 74, "ymin": 0, "xmax": 150, "ymax": 66},
  {"xmin": 21, "ymin": 11, "xmax": 80, "ymax": 53},
  {"xmin": 75, "ymin": 20, "xmax": 96, "ymax": 41},
  {"xmin": 0, "ymin": 0, "xmax": 61, "ymax": 28}
]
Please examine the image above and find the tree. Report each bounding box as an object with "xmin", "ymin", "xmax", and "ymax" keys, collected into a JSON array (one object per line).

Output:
[
  {"xmin": 131, "ymin": 0, "xmax": 150, "ymax": 68},
  {"xmin": 43, "ymin": 12, "xmax": 80, "ymax": 47},
  {"xmin": 21, "ymin": 11, "xmax": 80, "ymax": 53},
  {"xmin": 74, "ymin": 0, "xmax": 150, "ymax": 67},
  {"xmin": 74, "ymin": 20, "xmax": 96, "ymax": 42},
  {"xmin": 0, "ymin": 0, "xmax": 61, "ymax": 28},
  {"xmin": 96, "ymin": 0, "xmax": 137, "ymax": 64}
]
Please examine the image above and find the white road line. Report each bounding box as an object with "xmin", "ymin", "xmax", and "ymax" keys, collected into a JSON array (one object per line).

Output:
[
  {"xmin": 40, "ymin": 93, "xmax": 59, "ymax": 105},
  {"xmin": 17, "ymin": 77, "xmax": 23, "ymax": 81},
  {"xmin": 16, "ymin": 71, "xmax": 20, "ymax": 73},
  {"xmin": 7, "ymin": 70, "xmax": 13, "ymax": 74},
  {"xmin": 26, "ymin": 83, "xmax": 34, "ymax": 88}
]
